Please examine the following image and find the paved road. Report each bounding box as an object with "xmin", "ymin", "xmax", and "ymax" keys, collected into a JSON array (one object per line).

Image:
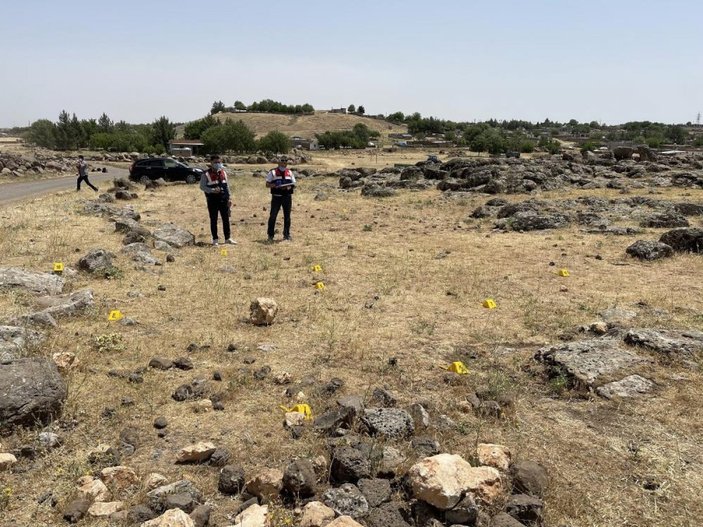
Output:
[{"xmin": 0, "ymin": 168, "xmax": 130, "ymax": 207}]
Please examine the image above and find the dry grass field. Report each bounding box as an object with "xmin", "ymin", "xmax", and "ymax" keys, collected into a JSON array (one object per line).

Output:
[
  {"xmin": 0, "ymin": 162, "xmax": 702, "ymax": 526},
  {"xmin": 209, "ymin": 111, "xmax": 407, "ymax": 140}
]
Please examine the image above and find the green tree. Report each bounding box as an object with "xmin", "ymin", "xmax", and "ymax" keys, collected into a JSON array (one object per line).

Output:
[
  {"xmin": 258, "ymin": 131, "xmax": 291, "ymax": 154},
  {"xmin": 184, "ymin": 115, "xmax": 219, "ymax": 139},
  {"xmin": 387, "ymin": 111, "xmax": 405, "ymax": 124},
  {"xmin": 233, "ymin": 100, "xmax": 246, "ymax": 111},
  {"xmin": 210, "ymin": 100, "xmax": 226, "ymax": 114},
  {"xmin": 665, "ymin": 125, "xmax": 686, "ymax": 144},
  {"xmin": 348, "ymin": 104, "xmax": 356, "ymax": 113},
  {"xmin": 301, "ymin": 103, "xmax": 314, "ymax": 114},
  {"xmin": 97, "ymin": 113, "xmax": 114, "ymax": 133},
  {"xmin": 151, "ymin": 116, "xmax": 175, "ymax": 150},
  {"xmin": 357, "ymin": 105, "xmax": 365, "ymax": 115},
  {"xmin": 201, "ymin": 120, "xmax": 256, "ymax": 154},
  {"xmin": 26, "ymin": 119, "xmax": 57, "ymax": 148}
]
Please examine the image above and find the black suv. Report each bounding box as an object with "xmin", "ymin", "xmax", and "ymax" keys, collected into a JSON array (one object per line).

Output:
[{"xmin": 128, "ymin": 158, "xmax": 203, "ymax": 184}]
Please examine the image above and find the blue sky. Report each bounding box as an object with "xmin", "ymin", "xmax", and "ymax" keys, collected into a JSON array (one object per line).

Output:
[{"xmin": 1, "ymin": 0, "xmax": 701, "ymax": 126}]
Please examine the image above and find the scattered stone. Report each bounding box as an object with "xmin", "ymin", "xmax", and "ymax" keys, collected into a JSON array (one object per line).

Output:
[
  {"xmin": 406, "ymin": 403, "xmax": 430, "ymax": 430},
  {"xmin": 491, "ymin": 512, "xmax": 528, "ymax": 527},
  {"xmin": 444, "ymin": 494, "xmax": 479, "ymax": 525},
  {"xmin": 144, "ymin": 473, "xmax": 169, "ymax": 490},
  {"xmin": 100, "ymin": 465, "xmax": 139, "ymax": 493},
  {"xmin": 0, "ymin": 325, "xmax": 45, "ymax": 361},
  {"xmin": 164, "ymin": 492, "xmax": 196, "ymax": 513},
  {"xmin": 379, "ymin": 446, "xmax": 406, "ymax": 477},
  {"xmin": 0, "ymin": 267, "xmax": 64, "ymax": 294},
  {"xmin": 233, "ymin": 503, "xmax": 268, "ymax": 527},
  {"xmin": 535, "ymin": 338, "xmax": 647, "ymax": 387},
  {"xmin": 126, "ymin": 504, "xmax": 158, "ymax": 523},
  {"xmin": 407, "ymin": 453, "xmax": 503, "ymax": 509},
  {"xmin": 153, "ymin": 224, "xmax": 195, "ymax": 248},
  {"xmin": 362, "ymin": 408, "xmax": 414, "ymax": 438},
  {"xmin": 505, "ymin": 494, "xmax": 544, "ymax": 525},
  {"xmin": 0, "ymin": 452, "xmax": 17, "ymax": 471},
  {"xmin": 154, "ymin": 416, "xmax": 168, "ymax": 429},
  {"xmin": 366, "ymin": 502, "xmax": 412, "ymax": 527},
  {"xmin": 300, "ymin": 501, "xmax": 336, "ymax": 527},
  {"xmin": 142, "ymin": 508, "xmax": 196, "ymax": 527},
  {"xmin": 38, "ymin": 431, "xmax": 62, "ymax": 449},
  {"xmin": 326, "ymin": 517, "xmax": 365, "ymax": 527},
  {"xmin": 219, "ymin": 464, "xmax": 246, "ymax": 495},
  {"xmin": 596, "ymin": 375, "xmax": 656, "ymax": 399},
  {"xmin": 322, "ymin": 483, "xmax": 370, "ymax": 518},
  {"xmin": 0, "ymin": 358, "xmax": 67, "ymax": 432},
  {"xmin": 626, "ymin": 240, "xmax": 674, "ymax": 260},
  {"xmin": 283, "ymin": 459, "xmax": 317, "ymax": 497},
  {"xmin": 372, "ymin": 387, "xmax": 397, "ymax": 407},
  {"xmin": 88, "ymin": 501, "xmax": 124, "ymax": 517},
  {"xmin": 246, "ymin": 468, "xmax": 284, "ymax": 500},
  {"xmin": 477, "ymin": 443, "xmax": 512, "ymax": 471},
  {"xmin": 331, "ymin": 445, "xmax": 372, "ymax": 483},
  {"xmin": 87, "ymin": 444, "xmax": 122, "ymax": 469},
  {"xmin": 52, "ymin": 351, "xmax": 79, "ymax": 372},
  {"xmin": 173, "ymin": 357, "xmax": 194, "ymax": 370},
  {"xmin": 176, "ymin": 442, "xmax": 216, "ymax": 464},
  {"xmin": 659, "ymin": 227, "xmax": 703, "ymax": 253},
  {"xmin": 190, "ymin": 504, "xmax": 212, "ymax": 527},
  {"xmin": 172, "ymin": 384, "xmax": 193, "ymax": 401},
  {"xmin": 209, "ymin": 448, "xmax": 231, "ymax": 466},
  {"xmin": 77, "ymin": 249, "xmax": 116, "ymax": 275},
  {"xmin": 358, "ymin": 478, "xmax": 392, "ymax": 508},
  {"xmin": 411, "ymin": 437, "xmax": 441, "ymax": 457},
  {"xmin": 147, "ymin": 480, "xmax": 202, "ymax": 514},
  {"xmin": 250, "ymin": 297, "xmax": 278, "ymax": 325},
  {"xmin": 285, "ymin": 411, "xmax": 306, "ymax": 428},
  {"xmin": 314, "ymin": 406, "xmax": 356, "ymax": 435},
  {"xmin": 625, "ymin": 328, "xmax": 703, "ymax": 355},
  {"xmin": 63, "ymin": 498, "xmax": 92, "ymax": 523},
  {"xmin": 149, "ymin": 357, "xmax": 174, "ymax": 370},
  {"xmin": 511, "ymin": 461, "xmax": 548, "ymax": 497}
]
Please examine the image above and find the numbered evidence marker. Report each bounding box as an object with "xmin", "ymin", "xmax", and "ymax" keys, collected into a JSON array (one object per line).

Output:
[
  {"xmin": 311, "ymin": 264, "xmax": 323, "ymax": 273},
  {"xmin": 53, "ymin": 262, "xmax": 64, "ymax": 273},
  {"xmin": 314, "ymin": 281, "xmax": 326, "ymax": 291},
  {"xmin": 220, "ymin": 248, "xmax": 228, "ymax": 257},
  {"xmin": 558, "ymin": 269, "xmax": 570, "ymax": 277},
  {"xmin": 482, "ymin": 298, "xmax": 497, "ymax": 309},
  {"xmin": 447, "ymin": 361, "xmax": 470, "ymax": 375},
  {"xmin": 108, "ymin": 310, "xmax": 124, "ymax": 321},
  {"xmin": 280, "ymin": 403, "xmax": 313, "ymax": 419}
]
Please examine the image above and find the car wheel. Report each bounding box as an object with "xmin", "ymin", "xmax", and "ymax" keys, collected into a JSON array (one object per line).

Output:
[
  {"xmin": 140, "ymin": 175, "xmax": 150, "ymax": 184},
  {"xmin": 185, "ymin": 173, "xmax": 197, "ymax": 184}
]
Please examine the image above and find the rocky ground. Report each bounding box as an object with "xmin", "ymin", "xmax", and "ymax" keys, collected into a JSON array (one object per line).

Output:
[{"xmin": 0, "ymin": 153, "xmax": 701, "ymax": 527}]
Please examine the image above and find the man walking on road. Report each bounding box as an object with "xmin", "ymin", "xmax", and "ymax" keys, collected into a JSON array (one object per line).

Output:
[
  {"xmin": 265, "ymin": 156, "xmax": 296, "ymax": 242},
  {"xmin": 76, "ymin": 155, "xmax": 99, "ymax": 192}
]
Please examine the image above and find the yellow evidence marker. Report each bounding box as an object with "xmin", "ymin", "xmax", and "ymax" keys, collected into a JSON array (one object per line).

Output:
[
  {"xmin": 447, "ymin": 361, "xmax": 470, "ymax": 374},
  {"xmin": 108, "ymin": 310, "xmax": 124, "ymax": 321},
  {"xmin": 314, "ymin": 281, "xmax": 325, "ymax": 290},
  {"xmin": 482, "ymin": 298, "xmax": 497, "ymax": 309},
  {"xmin": 280, "ymin": 403, "xmax": 313, "ymax": 419},
  {"xmin": 311, "ymin": 264, "xmax": 323, "ymax": 273},
  {"xmin": 220, "ymin": 248, "xmax": 228, "ymax": 257},
  {"xmin": 53, "ymin": 262, "xmax": 64, "ymax": 273},
  {"xmin": 558, "ymin": 269, "xmax": 570, "ymax": 277}
]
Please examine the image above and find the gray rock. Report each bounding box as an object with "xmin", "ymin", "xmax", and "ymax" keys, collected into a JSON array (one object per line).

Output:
[
  {"xmin": 626, "ymin": 240, "xmax": 674, "ymax": 260},
  {"xmin": 314, "ymin": 406, "xmax": 356, "ymax": 435},
  {"xmin": 444, "ymin": 495, "xmax": 478, "ymax": 525},
  {"xmin": 507, "ymin": 211, "xmax": 570, "ymax": 231},
  {"xmin": 358, "ymin": 478, "xmax": 392, "ymax": 507},
  {"xmin": 411, "ymin": 437, "xmax": 441, "ymax": 457},
  {"xmin": 126, "ymin": 505, "xmax": 157, "ymax": 524},
  {"xmin": 149, "ymin": 357, "xmax": 174, "ymax": 370},
  {"xmin": 153, "ymin": 224, "xmax": 195, "ymax": 248},
  {"xmin": 121, "ymin": 243, "xmax": 160, "ymax": 265},
  {"xmin": 190, "ymin": 504, "xmax": 212, "ymax": 527},
  {"xmin": 511, "ymin": 461, "xmax": 548, "ymax": 497},
  {"xmin": 219, "ymin": 464, "xmax": 245, "ymax": 494},
  {"xmin": 372, "ymin": 387, "xmax": 397, "ymax": 407},
  {"xmin": 209, "ymin": 448, "xmax": 231, "ymax": 466},
  {"xmin": 491, "ymin": 512, "xmax": 527, "ymax": 527},
  {"xmin": 362, "ymin": 408, "xmax": 414, "ymax": 438},
  {"xmin": 535, "ymin": 339, "xmax": 647, "ymax": 387},
  {"xmin": 337, "ymin": 395, "xmax": 365, "ymax": 416},
  {"xmin": 0, "ymin": 325, "xmax": 45, "ymax": 360},
  {"xmin": 38, "ymin": 432, "xmax": 62, "ymax": 449},
  {"xmin": 624, "ymin": 328, "xmax": 703, "ymax": 355},
  {"xmin": 659, "ymin": 228, "xmax": 703, "ymax": 253},
  {"xmin": 0, "ymin": 267, "xmax": 64, "ymax": 295},
  {"xmin": 0, "ymin": 358, "xmax": 67, "ymax": 432},
  {"xmin": 283, "ymin": 459, "xmax": 317, "ymax": 497},
  {"xmin": 153, "ymin": 416, "xmax": 168, "ymax": 429},
  {"xmin": 63, "ymin": 498, "xmax": 91, "ymax": 523},
  {"xmin": 331, "ymin": 445, "xmax": 372, "ymax": 483},
  {"xmin": 596, "ymin": 375, "xmax": 656, "ymax": 399},
  {"xmin": 366, "ymin": 502, "xmax": 412, "ymax": 527},
  {"xmin": 77, "ymin": 249, "xmax": 116, "ymax": 275},
  {"xmin": 640, "ymin": 212, "xmax": 689, "ymax": 229},
  {"xmin": 322, "ymin": 483, "xmax": 369, "ymax": 518},
  {"xmin": 505, "ymin": 494, "xmax": 544, "ymax": 525},
  {"xmin": 164, "ymin": 491, "xmax": 196, "ymax": 513},
  {"xmin": 361, "ymin": 184, "xmax": 397, "ymax": 198},
  {"xmin": 147, "ymin": 480, "xmax": 202, "ymax": 513}
]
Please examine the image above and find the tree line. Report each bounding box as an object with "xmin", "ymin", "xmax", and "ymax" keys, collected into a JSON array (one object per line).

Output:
[{"xmin": 210, "ymin": 99, "xmax": 314, "ymax": 115}]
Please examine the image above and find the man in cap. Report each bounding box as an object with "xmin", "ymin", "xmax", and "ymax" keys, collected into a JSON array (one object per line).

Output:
[{"xmin": 265, "ymin": 155, "xmax": 296, "ymax": 242}]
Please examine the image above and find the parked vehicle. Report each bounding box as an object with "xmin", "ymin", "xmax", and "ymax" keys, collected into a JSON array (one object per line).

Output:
[{"xmin": 128, "ymin": 158, "xmax": 203, "ymax": 184}]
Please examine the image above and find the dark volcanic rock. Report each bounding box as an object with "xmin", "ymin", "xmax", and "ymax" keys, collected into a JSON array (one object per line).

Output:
[
  {"xmin": 626, "ymin": 240, "xmax": 674, "ymax": 260},
  {"xmin": 218, "ymin": 465, "xmax": 245, "ymax": 495},
  {"xmin": 659, "ymin": 228, "xmax": 703, "ymax": 253},
  {"xmin": 331, "ymin": 445, "xmax": 372, "ymax": 483},
  {"xmin": 283, "ymin": 459, "xmax": 317, "ymax": 497},
  {"xmin": 512, "ymin": 460, "xmax": 548, "ymax": 497},
  {"xmin": 0, "ymin": 358, "xmax": 67, "ymax": 432}
]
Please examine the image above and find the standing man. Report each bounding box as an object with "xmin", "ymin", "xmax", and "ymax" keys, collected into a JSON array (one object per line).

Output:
[
  {"xmin": 265, "ymin": 155, "xmax": 296, "ymax": 242},
  {"xmin": 76, "ymin": 155, "xmax": 99, "ymax": 192},
  {"xmin": 200, "ymin": 154, "xmax": 235, "ymax": 246}
]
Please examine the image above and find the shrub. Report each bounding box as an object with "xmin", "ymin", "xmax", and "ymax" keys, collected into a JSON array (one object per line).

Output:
[{"xmin": 258, "ymin": 131, "xmax": 291, "ymax": 154}]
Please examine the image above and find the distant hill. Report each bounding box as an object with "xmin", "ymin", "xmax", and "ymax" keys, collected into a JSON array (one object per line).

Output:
[{"xmin": 177, "ymin": 111, "xmax": 407, "ymax": 140}]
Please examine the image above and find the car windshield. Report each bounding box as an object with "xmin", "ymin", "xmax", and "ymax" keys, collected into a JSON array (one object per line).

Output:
[{"xmin": 164, "ymin": 159, "xmax": 180, "ymax": 168}]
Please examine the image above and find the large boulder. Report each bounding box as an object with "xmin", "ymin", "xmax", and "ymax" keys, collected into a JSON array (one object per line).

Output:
[
  {"xmin": 407, "ymin": 454, "xmax": 503, "ymax": 509},
  {"xmin": 0, "ymin": 267, "xmax": 64, "ymax": 294},
  {"xmin": 535, "ymin": 339, "xmax": 647, "ymax": 387},
  {"xmin": 659, "ymin": 228, "xmax": 703, "ymax": 253},
  {"xmin": 153, "ymin": 224, "xmax": 195, "ymax": 248},
  {"xmin": 626, "ymin": 240, "xmax": 674, "ymax": 260},
  {"xmin": 78, "ymin": 249, "xmax": 116, "ymax": 275},
  {"xmin": 0, "ymin": 358, "xmax": 67, "ymax": 432}
]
